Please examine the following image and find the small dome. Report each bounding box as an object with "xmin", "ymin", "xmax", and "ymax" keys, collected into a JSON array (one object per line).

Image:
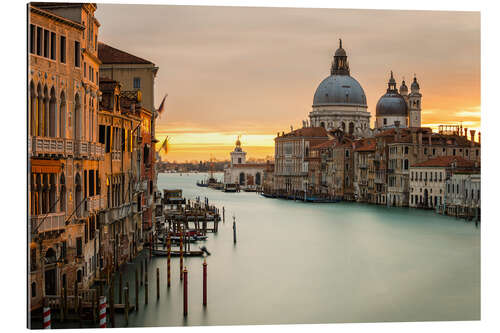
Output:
[
  {"xmin": 400, "ymin": 80, "xmax": 408, "ymax": 93},
  {"xmin": 411, "ymin": 76, "xmax": 420, "ymax": 91},
  {"xmin": 313, "ymin": 75, "xmax": 367, "ymax": 106},
  {"xmin": 376, "ymin": 92, "xmax": 408, "ymax": 116},
  {"xmin": 335, "ymin": 47, "xmax": 347, "ymax": 57}
]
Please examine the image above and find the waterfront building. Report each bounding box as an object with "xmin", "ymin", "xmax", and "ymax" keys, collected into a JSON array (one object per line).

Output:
[
  {"xmin": 308, "ymin": 40, "xmax": 371, "ymax": 137},
  {"xmin": 97, "ymin": 78, "xmax": 142, "ymax": 273},
  {"xmin": 262, "ymin": 161, "xmax": 275, "ymax": 194},
  {"xmin": 223, "ymin": 138, "xmax": 267, "ymax": 190},
  {"xmin": 353, "ymin": 138, "xmax": 376, "ymax": 203},
  {"xmin": 273, "ymin": 127, "xmax": 329, "ymax": 195},
  {"xmin": 28, "ymin": 2, "xmax": 103, "ymax": 311},
  {"xmin": 445, "ymin": 164, "xmax": 481, "ymax": 218},
  {"xmin": 98, "ymin": 43, "xmax": 159, "ymax": 246}
]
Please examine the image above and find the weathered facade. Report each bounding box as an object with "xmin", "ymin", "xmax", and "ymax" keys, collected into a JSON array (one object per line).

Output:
[{"xmin": 28, "ymin": 3, "xmax": 103, "ymax": 311}]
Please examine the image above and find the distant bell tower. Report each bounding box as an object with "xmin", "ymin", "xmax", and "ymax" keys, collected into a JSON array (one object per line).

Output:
[
  {"xmin": 408, "ymin": 75, "xmax": 422, "ymax": 127},
  {"xmin": 230, "ymin": 136, "xmax": 246, "ymax": 167}
]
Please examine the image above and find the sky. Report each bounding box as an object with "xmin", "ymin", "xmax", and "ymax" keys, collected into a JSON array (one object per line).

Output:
[{"xmin": 95, "ymin": 4, "xmax": 480, "ymax": 162}]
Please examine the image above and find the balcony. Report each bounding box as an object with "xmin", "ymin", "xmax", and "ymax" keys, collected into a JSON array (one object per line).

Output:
[
  {"xmin": 86, "ymin": 196, "xmax": 104, "ymax": 212},
  {"xmin": 75, "ymin": 141, "xmax": 104, "ymax": 160},
  {"xmin": 31, "ymin": 137, "xmax": 74, "ymax": 158},
  {"xmin": 359, "ymin": 163, "xmax": 368, "ymax": 169},
  {"xmin": 375, "ymin": 178, "xmax": 385, "ymax": 184},
  {"xmin": 359, "ymin": 180, "xmax": 368, "ymax": 186},
  {"xmin": 104, "ymin": 203, "xmax": 133, "ymax": 224},
  {"xmin": 31, "ymin": 212, "xmax": 65, "ymax": 234}
]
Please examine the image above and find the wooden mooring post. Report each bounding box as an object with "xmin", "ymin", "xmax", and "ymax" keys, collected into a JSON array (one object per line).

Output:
[
  {"xmin": 119, "ymin": 271, "xmax": 123, "ymax": 304},
  {"xmin": 180, "ymin": 229, "xmax": 184, "ymax": 281},
  {"xmin": 145, "ymin": 268, "xmax": 149, "ymax": 305},
  {"xmin": 124, "ymin": 284, "xmax": 129, "ymax": 326},
  {"xmin": 140, "ymin": 260, "xmax": 143, "ymax": 286},
  {"xmin": 135, "ymin": 268, "xmax": 139, "ymax": 312},
  {"xmin": 203, "ymin": 258, "xmax": 207, "ymax": 306},
  {"xmin": 109, "ymin": 278, "xmax": 115, "ymax": 328},
  {"xmin": 156, "ymin": 267, "xmax": 160, "ymax": 300},
  {"xmin": 167, "ymin": 234, "xmax": 171, "ymax": 288},
  {"xmin": 183, "ymin": 267, "xmax": 188, "ymax": 317}
]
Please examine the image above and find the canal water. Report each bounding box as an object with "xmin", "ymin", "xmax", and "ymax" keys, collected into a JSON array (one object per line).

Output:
[
  {"xmin": 109, "ymin": 172, "xmax": 480, "ymax": 327},
  {"xmin": 36, "ymin": 172, "xmax": 479, "ymax": 328}
]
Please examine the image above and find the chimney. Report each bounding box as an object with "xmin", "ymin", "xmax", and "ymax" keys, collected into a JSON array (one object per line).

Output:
[{"xmin": 470, "ymin": 130, "xmax": 476, "ymax": 145}]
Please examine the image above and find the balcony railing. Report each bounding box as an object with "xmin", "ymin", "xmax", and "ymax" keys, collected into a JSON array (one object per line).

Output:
[
  {"xmin": 31, "ymin": 212, "xmax": 65, "ymax": 234},
  {"xmin": 30, "ymin": 137, "xmax": 103, "ymax": 160},
  {"xmin": 111, "ymin": 151, "xmax": 122, "ymax": 161}
]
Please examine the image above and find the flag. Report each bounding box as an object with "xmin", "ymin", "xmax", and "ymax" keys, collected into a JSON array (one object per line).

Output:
[
  {"xmin": 159, "ymin": 137, "xmax": 169, "ymax": 154},
  {"xmin": 157, "ymin": 94, "xmax": 168, "ymax": 115}
]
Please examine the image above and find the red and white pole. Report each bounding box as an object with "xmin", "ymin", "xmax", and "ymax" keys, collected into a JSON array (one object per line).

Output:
[
  {"xmin": 99, "ymin": 296, "xmax": 107, "ymax": 328},
  {"xmin": 43, "ymin": 301, "xmax": 51, "ymax": 329}
]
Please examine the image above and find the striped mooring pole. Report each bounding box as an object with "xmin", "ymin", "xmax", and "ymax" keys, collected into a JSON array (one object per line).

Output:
[
  {"xmin": 43, "ymin": 300, "xmax": 51, "ymax": 329},
  {"xmin": 99, "ymin": 296, "xmax": 107, "ymax": 328}
]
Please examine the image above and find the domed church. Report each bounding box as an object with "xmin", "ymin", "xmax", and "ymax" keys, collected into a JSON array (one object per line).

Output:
[
  {"xmin": 309, "ymin": 39, "xmax": 371, "ymax": 137},
  {"xmin": 375, "ymin": 71, "xmax": 422, "ymax": 129}
]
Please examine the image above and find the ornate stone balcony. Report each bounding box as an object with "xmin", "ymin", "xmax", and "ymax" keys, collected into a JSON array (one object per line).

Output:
[
  {"xmin": 30, "ymin": 137, "xmax": 104, "ymax": 160},
  {"xmin": 31, "ymin": 212, "xmax": 66, "ymax": 234}
]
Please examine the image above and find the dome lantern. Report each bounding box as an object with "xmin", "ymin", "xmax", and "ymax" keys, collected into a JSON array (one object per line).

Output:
[{"xmin": 330, "ymin": 38, "xmax": 350, "ymax": 76}]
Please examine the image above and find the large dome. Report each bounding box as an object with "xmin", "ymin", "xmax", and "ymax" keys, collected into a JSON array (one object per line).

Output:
[
  {"xmin": 376, "ymin": 92, "xmax": 408, "ymax": 116},
  {"xmin": 313, "ymin": 75, "xmax": 367, "ymax": 106}
]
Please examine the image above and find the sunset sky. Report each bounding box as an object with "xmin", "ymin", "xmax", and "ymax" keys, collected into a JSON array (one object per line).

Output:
[{"xmin": 95, "ymin": 4, "xmax": 480, "ymax": 162}]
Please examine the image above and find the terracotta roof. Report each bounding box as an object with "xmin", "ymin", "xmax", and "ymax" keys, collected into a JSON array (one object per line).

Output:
[
  {"xmin": 411, "ymin": 156, "xmax": 477, "ymax": 168},
  {"xmin": 98, "ymin": 42, "xmax": 154, "ymax": 65},
  {"xmin": 279, "ymin": 127, "xmax": 329, "ymax": 138},
  {"xmin": 354, "ymin": 138, "xmax": 376, "ymax": 152},
  {"xmin": 311, "ymin": 139, "xmax": 334, "ymax": 149}
]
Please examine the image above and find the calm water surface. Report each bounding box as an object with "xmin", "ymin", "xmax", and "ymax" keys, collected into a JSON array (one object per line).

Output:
[{"xmin": 112, "ymin": 172, "xmax": 480, "ymax": 327}]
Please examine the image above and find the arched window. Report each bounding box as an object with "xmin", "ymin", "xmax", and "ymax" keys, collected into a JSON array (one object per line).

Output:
[
  {"xmin": 320, "ymin": 122, "xmax": 325, "ymax": 128},
  {"xmin": 239, "ymin": 172, "xmax": 245, "ymax": 185},
  {"xmin": 37, "ymin": 84, "xmax": 43, "ymax": 136},
  {"xmin": 77, "ymin": 269, "xmax": 82, "ymax": 283},
  {"xmin": 49, "ymin": 173, "xmax": 56, "ymax": 213},
  {"xmin": 31, "ymin": 282, "xmax": 36, "ymax": 298},
  {"xmin": 30, "ymin": 81, "xmax": 36, "ymax": 136},
  {"xmin": 74, "ymin": 93, "xmax": 81, "ymax": 141},
  {"xmin": 341, "ymin": 122, "xmax": 346, "ymax": 132},
  {"xmin": 49, "ymin": 87, "xmax": 57, "ymax": 137},
  {"xmin": 75, "ymin": 173, "xmax": 82, "ymax": 218},
  {"xmin": 43, "ymin": 85, "xmax": 49, "ymax": 137},
  {"xmin": 255, "ymin": 172, "xmax": 261, "ymax": 185},
  {"xmin": 59, "ymin": 91, "xmax": 66, "ymax": 138},
  {"xmin": 349, "ymin": 122, "xmax": 354, "ymax": 135},
  {"xmin": 60, "ymin": 173, "xmax": 66, "ymax": 212}
]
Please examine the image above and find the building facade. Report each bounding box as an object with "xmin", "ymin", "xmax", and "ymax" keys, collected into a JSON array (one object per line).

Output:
[
  {"xmin": 223, "ymin": 138, "xmax": 267, "ymax": 190},
  {"xmin": 29, "ymin": 2, "xmax": 103, "ymax": 311}
]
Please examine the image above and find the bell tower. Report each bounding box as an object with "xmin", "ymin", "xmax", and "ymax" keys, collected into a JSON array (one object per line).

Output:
[
  {"xmin": 230, "ymin": 136, "xmax": 246, "ymax": 167},
  {"xmin": 408, "ymin": 75, "xmax": 422, "ymax": 128}
]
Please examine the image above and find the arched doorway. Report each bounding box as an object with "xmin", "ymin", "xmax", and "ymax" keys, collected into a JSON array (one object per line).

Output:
[
  {"xmin": 239, "ymin": 172, "xmax": 245, "ymax": 185},
  {"xmin": 44, "ymin": 248, "xmax": 57, "ymax": 296},
  {"xmin": 255, "ymin": 172, "xmax": 261, "ymax": 185}
]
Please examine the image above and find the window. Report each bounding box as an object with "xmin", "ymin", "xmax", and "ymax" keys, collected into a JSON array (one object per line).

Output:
[
  {"xmin": 43, "ymin": 29, "xmax": 49, "ymax": 57},
  {"xmin": 61, "ymin": 241, "xmax": 67, "ymax": 260},
  {"xmin": 105, "ymin": 126, "xmax": 111, "ymax": 152},
  {"xmin": 238, "ymin": 157, "xmax": 241, "ymax": 164},
  {"xmin": 30, "ymin": 25, "xmax": 35, "ymax": 54},
  {"xmin": 432, "ymin": 148, "xmax": 436, "ymax": 155},
  {"xmin": 383, "ymin": 118, "xmax": 387, "ymax": 125},
  {"xmin": 84, "ymin": 62, "xmax": 87, "ymax": 77},
  {"xmin": 133, "ymin": 77, "xmax": 141, "ymax": 89},
  {"xmin": 404, "ymin": 146, "xmax": 409, "ymax": 154},
  {"xmin": 36, "ymin": 27, "xmax": 42, "ymax": 56},
  {"xmin": 74, "ymin": 41, "xmax": 81, "ymax": 67},
  {"xmin": 96, "ymin": 171, "xmax": 100, "ymax": 195},
  {"xmin": 99, "ymin": 125, "xmax": 106, "ymax": 144},
  {"xmin": 424, "ymin": 148, "xmax": 428, "ymax": 155},
  {"xmin": 76, "ymin": 237, "xmax": 82, "ymax": 257},
  {"xmin": 60, "ymin": 36, "xmax": 66, "ymax": 63},
  {"xmin": 453, "ymin": 149, "xmax": 456, "ymax": 156},
  {"xmin": 50, "ymin": 32, "xmax": 56, "ymax": 60},
  {"xmin": 31, "ymin": 282, "xmax": 36, "ymax": 298},
  {"xmin": 404, "ymin": 159, "xmax": 409, "ymax": 170}
]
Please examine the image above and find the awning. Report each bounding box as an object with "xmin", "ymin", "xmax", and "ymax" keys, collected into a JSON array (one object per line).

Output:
[{"xmin": 31, "ymin": 159, "xmax": 62, "ymax": 173}]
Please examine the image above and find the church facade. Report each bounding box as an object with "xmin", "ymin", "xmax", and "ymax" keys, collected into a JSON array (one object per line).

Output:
[{"xmin": 223, "ymin": 138, "xmax": 267, "ymax": 190}]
